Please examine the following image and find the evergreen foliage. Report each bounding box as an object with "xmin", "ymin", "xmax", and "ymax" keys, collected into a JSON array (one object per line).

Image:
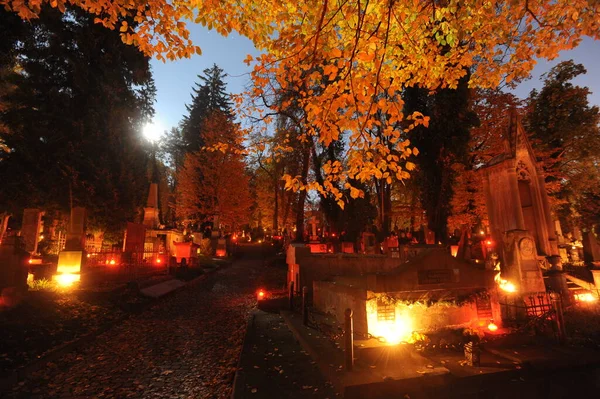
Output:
[
  {"xmin": 180, "ymin": 64, "xmax": 233, "ymax": 151},
  {"xmin": 0, "ymin": 6, "xmax": 154, "ymax": 236}
]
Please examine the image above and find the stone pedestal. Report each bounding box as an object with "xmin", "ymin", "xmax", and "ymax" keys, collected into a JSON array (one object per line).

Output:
[{"xmin": 502, "ymin": 230, "xmax": 545, "ymax": 293}]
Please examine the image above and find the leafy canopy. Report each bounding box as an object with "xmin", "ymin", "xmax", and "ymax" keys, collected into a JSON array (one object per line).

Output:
[{"xmin": 4, "ymin": 0, "xmax": 599, "ymax": 198}]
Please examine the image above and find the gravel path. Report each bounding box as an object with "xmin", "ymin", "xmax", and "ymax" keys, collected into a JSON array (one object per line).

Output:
[{"xmin": 7, "ymin": 245, "xmax": 278, "ymax": 399}]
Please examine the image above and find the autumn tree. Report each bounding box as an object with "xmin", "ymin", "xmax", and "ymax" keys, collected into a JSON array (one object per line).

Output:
[
  {"xmin": 0, "ymin": 6, "xmax": 154, "ymax": 238},
  {"xmin": 3, "ymin": 0, "xmax": 599, "ymax": 202},
  {"xmin": 176, "ymin": 112, "xmax": 251, "ymax": 231},
  {"xmin": 523, "ymin": 60, "xmax": 600, "ymax": 232}
]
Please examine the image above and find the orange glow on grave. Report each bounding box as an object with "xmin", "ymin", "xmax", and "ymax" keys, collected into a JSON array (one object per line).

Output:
[
  {"xmin": 575, "ymin": 292, "xmax": 597, "ymax": 303},
  {"xmin": 486, "ymin": 240, "xmax": 493, "ymax": 246},
  {"xmin": 54, "ymin": 273, "xmax": 80, "ymax": 287},
  {"xmin": 488, "ymin": 322, "xmax": 499, "ymax": 332},
  {"xmin": 257, "ymin": 289, "xmax": 266, "ymax": 300},
  {"xmin": 216, "ymin": 248, "xmax": 226, "ymax": 257},
  {"xmin": 156, "ymin": 258, "xmax": 162, "ymax": 264},
  {"xmin": 494, "ymin": 264, "xmax": 517, "ymax": 293},
  {"xmin": 366, "ymin": 300, "xmax": 414, "ymax": 345},
  {"xmin": 110, "ymin": 259, "xmax": 116, "ymax": 265}
]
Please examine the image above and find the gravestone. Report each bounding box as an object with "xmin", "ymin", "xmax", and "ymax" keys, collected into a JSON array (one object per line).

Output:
[
  {"xmin": 361, "ymin": 232, "xmax": 376, "ymax": 254},
  {"xmin": 341, "ymin": 242, "xmax": 355, "ymax": 254},
  {"xmin": 424, "ymin": 226, "xmax": 435, "ymax": 244},
  {"xmin": 143, "ymin": 183, "xmax": 160, "ymax": 228},
  {"xmin": 56, "ymin": 207, "xmax": 86, "ymax": 281},
  {"xmin": 501, "ymin": 230, "xmax": 545, "ymax": 293},
  {"xmin": 0, "ymin": 236, "xmax": 28, "ymax": 306},
  {"xmin": 308, "ymin": 216, "xmax": 319, "ymax": 242},
  {"xmin": 21, "ymin": 208, "xmax": 43, "ymax": 254},
  {"xmin": 582, "ymin": 231, "xmax": 600, "ymax": 264}
]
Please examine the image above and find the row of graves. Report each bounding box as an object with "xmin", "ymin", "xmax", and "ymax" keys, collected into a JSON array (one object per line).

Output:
[
  {"xmin": 287, "ymin": 114, "xmax": 600, "ymax": 348},
  {"xmin": 1, "ymin": 182, "xmax": 226, "ymax": 305}
]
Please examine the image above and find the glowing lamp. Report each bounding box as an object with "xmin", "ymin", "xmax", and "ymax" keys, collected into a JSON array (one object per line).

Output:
[
  {"xmin": 109, "ymin": 259, "xmax": 116, "ymax": 265},
  {"xmin": 258, "ymin": 239, "xmax": 262, "ymax": 244},
  {"xmin": 486, "ymin": 240, "xmax": 493, "ymax": 246},
  {"xmin": 487, "ymin": 322, "xmax": 498, "ymax": 332},
  {"xmin": 216, "ymin": 248, "xmax": 226, "ymax": 257},
  {"xmin": 479, "ymin": 230, "xmax": 485, "ymax": 235},
  {"xmin": 257, "ymin": 289, "xmax": 266, "ymax": 301},
  {"xmin": 28, "ymin": 258, "xmax": 33, "ymax": 264},
  {"xmin": 575, "ymin": 292, "xmax": 597, "ymax": 303},
  {"xmin": 54, "ymin": 273, "xmax": 80, "ymax": 287},
  {"xmin": 332, "ymin": 233, "xmax": 337, "ymax": 237},
  {"xmin": 156, "ymin": 258, "xmax": 162, "ymax": 264}
]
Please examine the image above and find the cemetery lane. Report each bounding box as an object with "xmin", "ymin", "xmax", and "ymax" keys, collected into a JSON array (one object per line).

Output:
[{"xmin": 7, "ymin": 244, "xmax": 284, "ymax": 399}]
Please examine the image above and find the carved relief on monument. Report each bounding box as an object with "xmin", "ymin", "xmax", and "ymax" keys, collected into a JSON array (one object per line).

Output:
[
  {"xmin": 519, "ymin": 237, "xmax": 535, "ymax": 259},
  {"xmin": 516, "ymin": 160, "xmax": 531, "ymax": 181}
]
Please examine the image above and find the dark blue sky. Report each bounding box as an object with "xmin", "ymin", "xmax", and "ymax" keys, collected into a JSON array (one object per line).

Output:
[{"xmin": 149, "ymin": 27, "xmax": 600, "ymax": 133}]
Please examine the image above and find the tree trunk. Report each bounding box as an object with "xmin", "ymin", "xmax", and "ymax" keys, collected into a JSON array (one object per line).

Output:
[{"xmin": 294, "ymin": 144, "xmax": 311, "ymax": 242}]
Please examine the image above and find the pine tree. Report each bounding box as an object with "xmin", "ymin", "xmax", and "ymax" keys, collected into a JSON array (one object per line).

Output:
[{"xmin": 180, "ymin": 64, "xmax": 233, "ymax": 151}]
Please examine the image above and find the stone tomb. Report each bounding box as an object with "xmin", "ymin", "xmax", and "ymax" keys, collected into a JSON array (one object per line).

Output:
[
  {"xmin": 313, "ymin": 248, "xmax": 498, "ymax": 341},
  {"xmin": 481, "ymin": 113, "xmax": 558, "ymax": 258}
]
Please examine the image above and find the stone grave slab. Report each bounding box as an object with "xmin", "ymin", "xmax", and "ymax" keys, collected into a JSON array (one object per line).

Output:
[{"xmin": 140, "ymin": 279, "xmax": 185, "ymax": 298}]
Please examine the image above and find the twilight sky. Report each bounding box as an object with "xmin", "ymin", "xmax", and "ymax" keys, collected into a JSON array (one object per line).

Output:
[{"xmin": 149, "ymin": 26, "xmax": 600, "ymax": 134}]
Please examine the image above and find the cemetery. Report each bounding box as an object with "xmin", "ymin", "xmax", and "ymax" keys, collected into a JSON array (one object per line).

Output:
[
  {"xmin": 1, "ymin": 2, "xmax": 599, "ymax": 396},
  {"xmin": 278, "ymin": 115, "xmax": 600, "ymax": 396}
]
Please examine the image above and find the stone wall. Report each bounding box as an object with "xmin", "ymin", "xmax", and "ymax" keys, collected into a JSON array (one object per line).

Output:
[{"xmin": 313, "ymin": 281, "xmax": 369, "ymax": 337}]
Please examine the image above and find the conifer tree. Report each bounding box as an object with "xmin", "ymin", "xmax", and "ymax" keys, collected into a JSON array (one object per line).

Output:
[{"xmin": 180, "ymin": 64, "xmax": 233, "ymax": 151}]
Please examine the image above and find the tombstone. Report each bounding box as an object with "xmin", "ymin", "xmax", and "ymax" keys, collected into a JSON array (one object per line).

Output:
[
  {"xmin": 361, "ymin": 232, "xmax": 377, "ymax": 254},
  {"xmin": 0, "ymin": 236, "xmax": 28, "ymax": 307},
  {"xmin": 308, "ymin": 216, "xmax": 319, "ymax": 242},
  {"xmin": 21, "ymin": 208, "xmax": 44, "ymax": 254},
  {"xmin": 341, "ymin": 242, "xmax": 355, "ymax": 254},
  {"xmin": 582, "ymin": 231, "xmax": 600, "ymax": 265},
  {"xmin": 216, "ymin": 238, "xmax": 227, "ymax": 257},
  {"xmin": 56, "ymin": 207, "xmax": 86, "ymax": 283},
  {"xmin": 423, "ymin": 226, "xmax": 435, "ymax": 245},
  {"xmin": 481, "ymin": 113, "xmax": 558, "ymax": 257},
  {"xmin": 143, "ymin": 183, "xmax": 160, "ymax": 228},
  {"xmin": 501, "ymin": 230, "xmax": 546, "ymax": 294}
]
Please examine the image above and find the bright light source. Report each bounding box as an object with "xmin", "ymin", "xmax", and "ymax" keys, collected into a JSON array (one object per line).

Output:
[
  {"xmin": 28, "ymin": 258, "xmax": 33, "ymax": 264},
  {"xmin": 486, "ymin": 240, "xmax": 493, "ymax": 246},
  {"xmin": 142, "ymin": 120, "xmax": 164, "ymax": 143},
  {"xmin": 480, "ymin": 230, "xmax": 485, "ymax": 235},
  {"xmin": 488, "ymin": 322, "xmax": 498, "ymax": 332},
  {"xmin": 156, "ymin": 258, "xmax": 162, "ymax": 264},
  {"xmin": 257, "ymin": 289, "xmax": 266, "ymax": 300},
  {"xmin": 258, "ymin": 239, "xmax": 262, "ymax": 243},
  {"xmin": 109, "ymin": 259, "xmax": 116, "ymax": 265},
  {"xmin": 575, "ymin": 292, "xmax": 597, "ymax": 303},
  {"xmin": 54, "ymin": 273, "xmax": 80, "ymax": 287},
  {"xmin": 494, "ymin": 264, "xmax": 517, "ymax": 293}
]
